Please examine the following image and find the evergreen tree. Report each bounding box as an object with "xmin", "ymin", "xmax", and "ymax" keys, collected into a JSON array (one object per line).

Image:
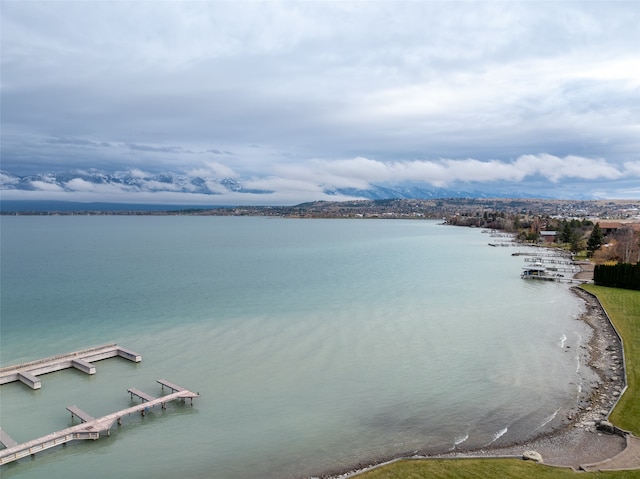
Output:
[
  {"xmin": 587, "ymin": 222, "xmax": 604, "ymax": 257},
  {"xmin": 560, "ymin": 221, "xmax": 573, "ymax": 243}
]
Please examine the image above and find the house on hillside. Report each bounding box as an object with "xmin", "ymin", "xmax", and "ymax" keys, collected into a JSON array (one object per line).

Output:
[{"xmin": 598, "ymin": 221, "xmax": 640, "ymax": 236}]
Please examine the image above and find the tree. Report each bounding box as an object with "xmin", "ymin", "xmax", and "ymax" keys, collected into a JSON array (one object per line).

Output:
[
  {"xmin": 595, "ymin": 263, "xmax": 640, "ymax": 290},
  {"xmin": 616, "ymin": 225, "xmax": 635, "ymax": 263},
  {"xmin": 559, "ymin": 220, "xmax": 573, "ymax": 244},
  {"xmin": 558, "ymin": 220, "xmax": 580, "ymax": 250},
  {"xmin": 570, "ymin": 236, "xmax": 583, "ymax": 254},
  {"xmin": 587, "ymin": 222, "xmax": 604, "ymax": 257},
  {"xmin": 530, "ymin": 217, "xmax": 542, "ymax": 236}
]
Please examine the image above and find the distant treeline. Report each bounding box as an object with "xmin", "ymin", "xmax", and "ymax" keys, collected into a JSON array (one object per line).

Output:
[{"xmin": 594, "ymin": 263, "xmax": 640, "ymax": 290}]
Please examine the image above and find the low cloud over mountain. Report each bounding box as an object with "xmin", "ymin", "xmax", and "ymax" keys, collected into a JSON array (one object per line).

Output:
[{"xmin": 3, "ymin": 154, "xmax": 636, "ymax": 206}]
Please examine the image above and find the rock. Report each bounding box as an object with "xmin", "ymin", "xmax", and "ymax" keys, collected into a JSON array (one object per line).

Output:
[
  {"xmin": 597, "ymin": 420, "xmax": 616, "ymax": 434},
  {"xmin": 523, "ymin": 450, "xmax": 543, "ymax": 463}
]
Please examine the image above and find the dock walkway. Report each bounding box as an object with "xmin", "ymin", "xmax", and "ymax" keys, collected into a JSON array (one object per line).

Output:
[
  {"xmin": 0, "ymin": 429, "xmax": 18, "ymax": 449},
  {"xmin": 0, "ymin": 344, "xmax": 141, "ymax": 389},
  {"xmin": 0, "ymin": 382, "xmax": 198, "ymax": 465},
  {"xmin": 127, "ymin": 387, "xmax": 156, "ymax": 403},
  {"xmin": 66, "ymin": 406, "xmax": 94, "ymax": 423},
  {"xmin": 157, "ymin": 379, "xmax": 185, "ymax": 392}
]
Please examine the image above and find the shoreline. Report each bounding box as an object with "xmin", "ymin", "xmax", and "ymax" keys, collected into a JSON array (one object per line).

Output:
[{"xmin": 321, "ymin": 271, "xmax": 628, "ymax": 478}]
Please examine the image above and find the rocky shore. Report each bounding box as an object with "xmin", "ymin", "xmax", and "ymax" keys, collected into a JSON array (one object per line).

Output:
[{"xmin": 323, "ymin": 276, "xmax": 630, "ymax": 478}]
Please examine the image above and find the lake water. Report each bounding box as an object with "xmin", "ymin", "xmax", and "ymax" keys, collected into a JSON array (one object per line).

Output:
[{"xmin": 0, "ymin": 216, "xmax": 596, "ymax": 478}]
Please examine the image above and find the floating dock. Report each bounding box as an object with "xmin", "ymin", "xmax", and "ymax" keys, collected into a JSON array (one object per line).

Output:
[
  {"xmin": 0, "ymin": 381, "xmax": 199, "ymax": 465},
  {"xmin": 0, "ymin": 344, "xmax": 141, "ymax": 389}
]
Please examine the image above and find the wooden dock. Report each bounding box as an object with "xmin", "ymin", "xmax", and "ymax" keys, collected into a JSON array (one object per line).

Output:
[
  {"xmin": 0, "ymin": 429, "xmax": 18, "ymax": 449},
  {"xmin": 0, "ymin": 382, "xmax": 199, "ymax": 465},
  {"xmin": 0, "ymin": 344, "xmax": 141, "ymax": 389},
  {"xmin": 66, "ymin": 405, "xmax": 94, "ymax": 423},
  {"xmin": 127, "ymin": 387, "xmax": 156, "ymax": 403},
  {"xmin": 157, "ymin": 378, "xmax": 185, "ymax": 393}
]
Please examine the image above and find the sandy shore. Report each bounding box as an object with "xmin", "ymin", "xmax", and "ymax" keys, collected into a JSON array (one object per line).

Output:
[{"xmin": 323, "ymin": 266, "xmax": 630, "ymax": 477}]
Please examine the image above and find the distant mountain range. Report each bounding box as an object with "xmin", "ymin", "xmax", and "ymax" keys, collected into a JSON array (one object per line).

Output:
[
  {"xmin": 0, "ymin": 168, "xmax": 558, "ymax": 205},
  {"xmin": 0, "ymin": 169, "xmax": 269, "ymax": 196},
  {"xmin": 325, "ymin": 185, "xmax": 545, "ymax": 200}
]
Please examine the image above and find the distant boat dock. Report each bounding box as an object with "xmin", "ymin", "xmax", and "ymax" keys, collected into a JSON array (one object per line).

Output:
[
  {"xmin": 515, "ymin": 251, "xmax": 589, "ymax": 283},
  {"xmin": 0, "ymin": 343, "xmax": 141, "ymax": 389},
  {"xmin": 0, "ymin": 346, "xmax": 199, "ymax": 465}
]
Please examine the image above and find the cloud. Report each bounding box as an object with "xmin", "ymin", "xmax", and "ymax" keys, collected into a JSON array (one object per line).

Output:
[
  {"xmin": 126, "ymin": 168, "xmax": 150, "ymax": 179},
  {"xmin": 46, "ymin": 137, "xmax": 112, "ymax": 148},
  {"xmin": 243, "ymin": 176, "xmax": 323, "ymax": 195},
  {"xmin": 0, "ymin": 172, "xmax": 19, "ymax": 187},
  {"xmin": 64, "ymin": 178, "xmax": 127, "ymax": 194},
  {"xmin": 30, "ymin": 180, "xmax": 65, "ymax": 192},
  {"xmin": 187, "ymin": 162, "xmax": 238, "ymax": 179},
  {"xmin": 513, "ymin": 155, "xmax": 623, "ymax": 182},
  {"xmin": 2, "ymin": 151, "xmax": 638, "ymax": 205},
  {"xmin": 208, "ymin": 149, "xmax": 234, "ymax": 155},
  {"xmin": 2, "ymin": 152, "xmax": 637, "ymax": 204},
  {"xmin": 1, "ymin": 178, "xmax": 355, "ymax": 206},
  {"xmin": 304, "ymin": 154, "xmax": 627, "ymax": 189},
  {"xmin": 126, "ymin": 143, "xmax": 190, "ymax": 154},
  {"xmin": 1, "ymin": 2, "xmax": 638, "ymax": 201},
  {"xmin": 623, "ymin": 161, "xmax": 640, "ymax": 176}
]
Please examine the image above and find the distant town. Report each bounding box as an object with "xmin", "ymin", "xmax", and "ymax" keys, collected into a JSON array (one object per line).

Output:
[{"xmin": 3, "ymin": 197, "xmax": 638, "ymax": 222}]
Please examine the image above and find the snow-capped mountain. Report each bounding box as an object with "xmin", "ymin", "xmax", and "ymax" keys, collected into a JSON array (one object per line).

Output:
[
  {"xmin": 0, "ymin": 169, "xmax": 272, "ymax": 196},
  {"xmin": 0, "ymin": 168, "xmax": 573, "ymax": 203}
]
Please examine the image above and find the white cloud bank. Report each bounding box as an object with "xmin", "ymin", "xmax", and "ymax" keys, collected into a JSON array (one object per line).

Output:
[
  {"xmin": 306, "ymin": 154, "xmax": 625, "ymax": 188},
  {"xmin": 2, "ymin": 154, "xmax": 639, "ymax": 205}
]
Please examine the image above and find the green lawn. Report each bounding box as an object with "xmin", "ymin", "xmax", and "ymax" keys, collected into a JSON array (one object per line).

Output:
[
  {"xmin": 357, "ymin": 459, "xmax": 640, "ymax": 478},
  {"xmin": 356, "ymin": 285, "xmax": 640, "ymax": 478},
  {"xmin": 582, "ymin": 285, "xmax": 640, "ymax": 435}
]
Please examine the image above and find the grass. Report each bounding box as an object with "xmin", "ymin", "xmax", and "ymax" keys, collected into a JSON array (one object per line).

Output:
[
  {"xmin": 356, "ymin": 285, "xmax": 640, "ymax": 478},
  {"xmin": 357, "ymin": 459, "xmax": 640, "ymax": 478},
  {"xmin": 582, "ymin": 285, "xmax": 640, "ymax": 435}
]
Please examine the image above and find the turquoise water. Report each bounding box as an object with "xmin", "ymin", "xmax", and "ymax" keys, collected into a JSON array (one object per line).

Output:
[{"xmin": 0, "ymin": 217, "xmax": 595, "ymax": 478}]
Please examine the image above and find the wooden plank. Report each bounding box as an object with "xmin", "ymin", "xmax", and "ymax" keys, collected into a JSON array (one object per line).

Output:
[
  {"xmin": 127, "ymin": 387, "xmax": 155, "ymax": 402},
  {"xmin": 0, "ymin": 428, "xmax": 18, "ymax": 448},
  {"xmin": 157, "ymin": 379, "xmax": 185, "ymax": 392},
  {"xmin": 66, "ymin": 405, "xmax": 94, "ymax": 423}
]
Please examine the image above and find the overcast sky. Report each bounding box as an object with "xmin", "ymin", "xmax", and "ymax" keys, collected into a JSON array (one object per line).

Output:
[{"xmin": 1, "ymin": 1, "xmax": 639, "ymax": 204}]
